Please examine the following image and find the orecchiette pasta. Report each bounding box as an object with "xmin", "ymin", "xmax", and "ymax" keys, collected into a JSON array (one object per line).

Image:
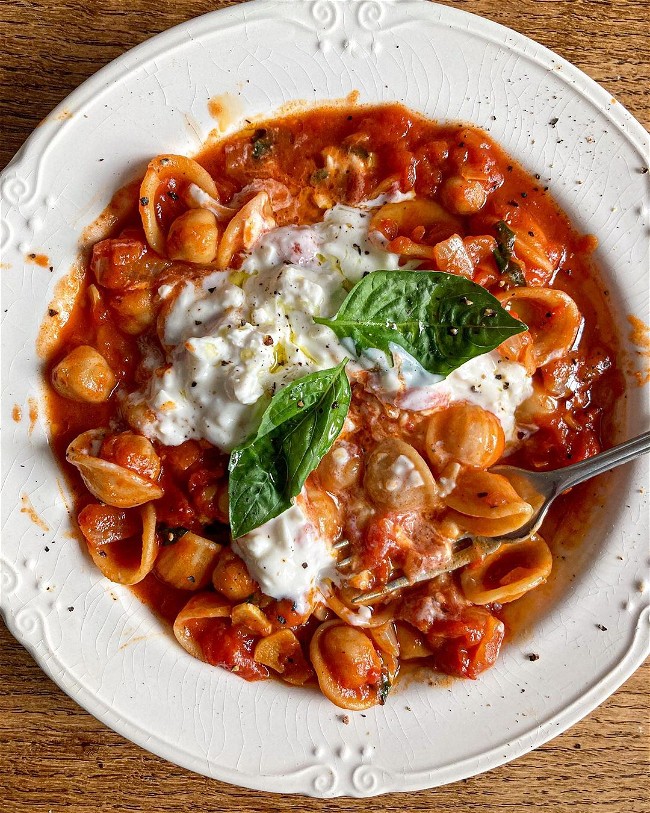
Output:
[
  {"xmin": 216, "ymin": 191, "xmax": 275, "ymax": 269},
  {"xmin": 139, "ymin": 154, "xmax": 220, "ymax": 254},
  {"xmin": 66, "ymin": 429, "xmax": 164, "ymax": 508},
  {"xmin": 316, "ymin": 440, "xmax": 362, "ymax": 492},
  {"xmin": 394, "ymin": 622, "xmax": 434, "ymax": 660},
  {"xmin": 426, "ymin": 403, "xmax": 505, "ymax": 470},
  {"xmin": 173, "ymin": 593, "xmax": 232, "ymax": 661},
  {"xmin": 370, "ymin": 199, "xmax": 460, "ymax": 244},
  {"xmin": 444, "ymin": 470, "xmax": 534, "ymax": 537},
  {"xmin": 310, "ymin": 621, "xmax": 387, "ymax": 710},
  {"xmin": 231, "ymin": 602, "xmax": 273, "ymax": 638},
  {"xmin": 44, "ymin": 102, "xmax": 622, "ymax": 710},
  {"xmin": 253, "ymin": 629, "xmax": 313, "ymax": 685},
  {"xmin": 497, "ymin": 288, "xmax": 582, "ymax": 369},
  {"xmin": 364, "ymin": 438, "xmax": 439, "ymax": 510},
  {"xmin": 460, "ymin": 535, "xmax": 553, "ymax": 604},
  {"xmin": 78, "ymin": 502, "xmax": 159, "ymax": 585}
]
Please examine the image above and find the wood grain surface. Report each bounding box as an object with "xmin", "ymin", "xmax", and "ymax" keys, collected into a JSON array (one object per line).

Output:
[{"xmin": 1, "ymin": 1, "xmax": 648, "ymax": 811}]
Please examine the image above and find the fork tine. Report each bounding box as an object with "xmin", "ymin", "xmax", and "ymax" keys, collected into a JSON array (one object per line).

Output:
[
  {"xmin": 350, "ymin": 538, "xmax": 500, "ymax": 604},
  {"xmin": 332, "ymin": 538, "xmax": 349, "ymax": 552}
]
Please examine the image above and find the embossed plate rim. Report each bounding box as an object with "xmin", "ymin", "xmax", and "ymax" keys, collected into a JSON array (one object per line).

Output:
[{"xmin": 1, "ymin": 0, "xmax": 648, "ymax": 797}]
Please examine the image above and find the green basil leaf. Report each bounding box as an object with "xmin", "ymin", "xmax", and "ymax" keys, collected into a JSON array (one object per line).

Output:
[
  {"xmin": 314, "ymin": 270, "xmax": 527, "ymax": 375},
  {"xmin": 251, "ymin": 129, "xmax": 272, "ymax": 160},
  {"xmin": 228, "ymin": 361, "xmax": 351, "ymax": 538},
  {"xmin": 494, "ymin": 220, "xmax": 526, "ymax": 287}
]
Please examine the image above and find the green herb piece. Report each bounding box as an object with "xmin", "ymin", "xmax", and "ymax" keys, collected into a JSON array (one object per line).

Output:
[
  {"xmin": 251, "ymin": 129, "xmax": 272, "ymax": 160},
  {"xmin": 228, "ymin": 361, "xmax": 351, "ymax": 538},
  {"xmin": 161, "ymin": 526, "xmax": 189, "ymax": 546},
  {"xmin": 349, "ymin": 144, "xmax": 370, "ymax": 160},
  {"xmin": 311, "ymin": 168, "xmax": 329, "ymax": 183},
  {"xmin": 315, "ymin": 271, "xmax": 526, "ymax": 375},
  {"xmin": 493, "ymin": 221, "xmax": 526, "ymax": 287},
  {"xmin": 377, "ymin": 668, "xmax": 392, "ymax": 705}
]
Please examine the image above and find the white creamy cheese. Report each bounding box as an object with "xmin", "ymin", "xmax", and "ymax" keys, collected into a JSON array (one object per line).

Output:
[
  {"xmin": 133, "ymin": 203, "xmax": 404, "ymax": 451},
  {"xmin": 128, "ymin": 196, "xmax": 535, "ymax": 609},
  {"xmin": 231, "ymin": 499, "xmax": 336, "ymax": 612},
  {"xmin": 385, "ymin": 454, "xmax": 426, "ymax": 493},
  {"xmin": 362, "ymin": 345, "xmax": 532, "ymax": 441}
]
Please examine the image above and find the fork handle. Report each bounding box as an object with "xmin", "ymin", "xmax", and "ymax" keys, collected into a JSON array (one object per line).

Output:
[{"xmin": 556, "ymin": 430, "xmax": 650, "ymax": 492}]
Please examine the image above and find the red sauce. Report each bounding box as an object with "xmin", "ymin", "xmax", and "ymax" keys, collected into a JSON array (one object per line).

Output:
[{"xmin": 42, "ymin": 104, "xmax": 625, "ymax": 702}]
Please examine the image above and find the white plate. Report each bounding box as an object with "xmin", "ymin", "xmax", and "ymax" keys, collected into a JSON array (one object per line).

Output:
[{"xmin": 1, "ymin": 0, "xmax": 648, "ymax": 798}]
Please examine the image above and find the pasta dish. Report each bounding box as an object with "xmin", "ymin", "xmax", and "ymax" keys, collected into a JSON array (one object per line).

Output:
[{"xmin": 44, "ymin": 104, "xmax": 622, "ymax": 709}]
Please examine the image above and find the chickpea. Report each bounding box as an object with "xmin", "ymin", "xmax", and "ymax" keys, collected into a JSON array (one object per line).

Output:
[
  {"xmin": 99, "ymin": 431, "xmax": 161, "ymax": 481},
  {"xmin": 51, "ymin": 345, "xmax": 116, "ymax": 403},
  {"xmin": 109, "ymin": 288, "xmax": 155, "ymax": 335},
  {"xmin": 320, "ymin": 625, "xmax": 382, "ymax": 690},
  {"xmin": 166, "ymin": 209, "xmax": 219, "ymax": 263},
  {"xmin": 441, "ymin": 176, "xmax": 487, "ymax": 215},
  {"xmin": 212, "ymin": 548, "xmax": 256, "ymax": 601}
]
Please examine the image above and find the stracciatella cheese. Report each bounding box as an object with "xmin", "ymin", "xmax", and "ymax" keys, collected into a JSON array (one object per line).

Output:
[
  {"xmin": 384, "ymin": 454, "xmax": 426, "ymax": 493},
  {"xmin": 130, "ymin": 203, "xmax": 406, "ymax": 452},
  {"xmin": 360, "ymin": 345, "xmax": 533, "ymax": 441},
  {"xmin": 231, "ymin": 497, "xmax": 336, "ymax": 613},
  {"xmin": 127, "ymin": 198, "xmax": 534, "ymax": 609}
]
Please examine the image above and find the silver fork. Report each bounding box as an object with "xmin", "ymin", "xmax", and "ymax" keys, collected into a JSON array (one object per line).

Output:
[{"xmin": 345, "ymin": 430, "xmax": 650, "ymax": 605}]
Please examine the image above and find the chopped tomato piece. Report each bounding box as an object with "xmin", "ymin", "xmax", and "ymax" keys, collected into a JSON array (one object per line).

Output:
[
  {"xmin": 90, "ymin": 235, "xmax": 168, "ymax": 290},
  {"xmin": 199, "ymin": 619, "xmax": 269, "ymax": 681},
  {"xmin": 426, "ymin": 607, "xmax": 505, "ymax": 679}
]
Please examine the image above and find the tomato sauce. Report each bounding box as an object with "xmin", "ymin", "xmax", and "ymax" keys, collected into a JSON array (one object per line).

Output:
[{"xmin": 42, "ymin": 104, "xmax": 625, "ymax": 702}]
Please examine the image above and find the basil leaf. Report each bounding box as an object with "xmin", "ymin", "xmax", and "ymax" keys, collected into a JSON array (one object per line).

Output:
[
  {"xmin": 160, "ymin": 526, "xmax": 189, "ymax": 546},
  {"xmin": 228, "ymin": 362, "xmax": 351, "ymax": 538},
  {"xmin": 315, "ymin": 270, "xmax": 526, "ymax": 375},
  {"xmin": 494, "ymin": 221, "xmax": 526, "ymax": 287},
  {"xmin": 251, "ymin": 129, "xmax": 272, "ymax": 160},
  {"xmin": 377, "ymin": 666, "xmax": 392, "ymax": 705}
]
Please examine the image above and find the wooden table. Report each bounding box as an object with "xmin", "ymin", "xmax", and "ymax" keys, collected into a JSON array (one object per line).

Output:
[{"xmin": 1, "ymin": 1, "xmax": 648, "ymax": 810}]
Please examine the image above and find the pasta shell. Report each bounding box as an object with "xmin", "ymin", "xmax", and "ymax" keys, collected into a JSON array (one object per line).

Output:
[
  {"xmin": 426, "ymin": 403, "xmax": 505, "ymax": 470},
  {"xmin": 310, "ymin": 620, "xmax": 386, "ymax": 710},
  {"xmin": 216, "ymin": 191, "xmax": 275, "ymax": 269},
  {"xmin": 254, "ymin": 629, "xmax": 313, "ymax": 685},
  {"xmin": 364, "ymin": 438, "xmax": 438, "ymax": 510},
  {"xmin": 66, "ymin": 428, "xmax": 164, "ymax": 508},
  {"xmin": 85, "ymin": 503, "xmax": 159, "ymax": 586},
  {"xmin": 460, "ymin": 535, "xmax": 553, "ymax": 604},
  {"xmin": 139, "ymin": 155, "xmax": 220, "ymax": 255},
  {"xmin": 497, "ymin": 288, "xmax": 582, "ymax": 369},
  {"xmin": 154, "ymin": 532, "xmax": 222, "ymax": 591},
  {"xmin": 445, "ymin": 470, "xmax": 530, "ymax": 519},
  {"xmin": 173, "ymin": 593, "xmax": 232, "ymax": 661},
  {"xmin": 395, "ymin": 622, "xmax": 434, "ymax": 660},
  {"xmin": 323, "ymin": 587, "xmax": 397, "ymax": 628},
  {"xmin": 370, "ymin": 199, "xmax": 460, "ymax": 242}
]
